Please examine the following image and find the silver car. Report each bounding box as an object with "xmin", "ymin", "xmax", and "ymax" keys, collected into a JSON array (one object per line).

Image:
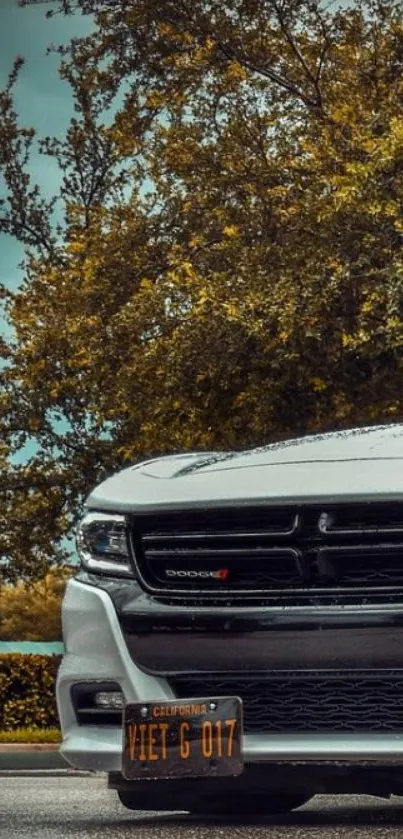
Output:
[{"xmin": 57, "ymin": 424, "xmax": 403, "ymax": 814}]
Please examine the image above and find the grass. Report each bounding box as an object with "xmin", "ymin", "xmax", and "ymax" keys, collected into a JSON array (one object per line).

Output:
[{"xmin": 0, "ymin": 728, "xmax": 61, "ymax": 744}]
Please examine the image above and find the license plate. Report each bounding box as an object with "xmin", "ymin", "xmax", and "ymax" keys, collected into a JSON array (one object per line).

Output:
[{"xmin": 122, "ymin": 696, "xmax": 243, "ymax": 780}]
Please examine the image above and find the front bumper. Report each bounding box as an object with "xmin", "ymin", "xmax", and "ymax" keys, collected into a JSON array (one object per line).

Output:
[{"xmin": 57, "ymin": 578, "xmax": 403, "ymax": 773}]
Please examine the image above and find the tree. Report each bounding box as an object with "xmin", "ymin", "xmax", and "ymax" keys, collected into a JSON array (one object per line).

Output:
[
  {"xmin": 2, "ymin": 0, "xmax": 403, "ymax": 579},
  {"xmin": 0, "ymin": 567, "xmax": 72, "ymax": 640}
]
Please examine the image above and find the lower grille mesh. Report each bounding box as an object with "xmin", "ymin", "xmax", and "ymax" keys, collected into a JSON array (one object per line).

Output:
[{"xmin": 170, "ymin": 671, "xmax": 403, "ymax": 733}]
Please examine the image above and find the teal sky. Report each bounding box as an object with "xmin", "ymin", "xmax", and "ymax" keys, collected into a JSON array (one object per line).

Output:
[
  {"xmin": 0, "ymin": 0, "xmax": 92, "ymax": 470},
  {"xmin": 0, "ymin": 0, "xmax": 92, "ymax": 299}
]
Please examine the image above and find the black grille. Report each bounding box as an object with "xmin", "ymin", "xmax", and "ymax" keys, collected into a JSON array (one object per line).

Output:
[
  {"xmin": 131, "ymin": 503, "xmax": 403, "ymax": 598},
  {"xmin": 170, "ymin": 671, "xmax": 403, "ymax": 733}
]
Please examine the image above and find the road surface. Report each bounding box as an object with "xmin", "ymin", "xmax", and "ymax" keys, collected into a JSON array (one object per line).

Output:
[{"xmin": 2, "ymin": 776, "xmax": 403, "ymax": 838}]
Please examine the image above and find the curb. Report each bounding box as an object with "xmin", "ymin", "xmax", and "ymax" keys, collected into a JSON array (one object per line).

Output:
[
  {"xmin": 0, "ymin": 744, "xmax": 60, "ymax": 753},
  {"xmin": 0, "ymin": 769, "xmax": 94, "ymax": 777},
  {"xmin": 0, "ymin": 744, "xmax": 68, "ymax": 772}
]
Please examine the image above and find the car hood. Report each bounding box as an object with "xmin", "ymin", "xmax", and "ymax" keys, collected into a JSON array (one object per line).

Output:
[{"xmin": 87, "ymin": 424, "xmax": 403, "ymax": 512}]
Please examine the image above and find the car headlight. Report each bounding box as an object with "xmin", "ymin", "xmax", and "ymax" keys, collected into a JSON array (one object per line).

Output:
[{"xmin": 76, "ymin": 512, "xmax": 133, "ymax": 577}]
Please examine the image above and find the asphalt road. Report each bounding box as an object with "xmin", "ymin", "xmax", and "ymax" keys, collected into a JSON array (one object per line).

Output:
[{"xmin": 3, "ymin": 777, "xmax": 403, "ymax": 838}]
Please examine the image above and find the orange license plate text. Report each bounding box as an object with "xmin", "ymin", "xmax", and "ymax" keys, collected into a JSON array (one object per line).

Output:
[{"xmin": 127, "ymin": 719, "xmax": 237, "ymax": 762}]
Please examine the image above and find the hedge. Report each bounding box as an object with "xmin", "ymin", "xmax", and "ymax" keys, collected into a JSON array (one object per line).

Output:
[
  {"xmin": 0, "ymin": 654, "xmax": 61, "ymax": 730},
  {"xmin": 0, "ymin": 727, "xmax": 61, "ymax": 743}
]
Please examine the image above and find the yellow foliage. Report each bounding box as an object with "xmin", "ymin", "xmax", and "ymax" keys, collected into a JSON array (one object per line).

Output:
[
  {"xmin": 0, "ymin": 655, "xmax": 60, "ymax": 730},
  {"xmin": 223, "ymin": 225, "xmax": 239, "ymax": 237},
  {"xmin": 67, "ymin": 241, "xmax": 84, "ymax": 254},
  {"xmin": 311, "ymin": 379, "xmax": 328, "ymax": 394},
  {"xmin": 146, "ymin": 90, "xmax": 166, "ymax": 109},
  {"xmin": 225, "ymin": 62, "xmax": 248, "ymax": 83},
  {"xmin": 0, "ymin": 569, "xmax": 72, "ymax": 641}
]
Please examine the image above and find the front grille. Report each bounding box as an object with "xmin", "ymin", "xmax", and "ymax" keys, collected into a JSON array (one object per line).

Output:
[
  {"xmin": 130, "ymin": 503, "xmax": 403, "ymax": 599},
  {"xmin": 170, "ymin": 671, "xmax": 403, "ymax": 733}
]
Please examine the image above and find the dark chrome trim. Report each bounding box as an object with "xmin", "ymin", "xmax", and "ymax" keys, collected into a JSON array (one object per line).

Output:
[
  {"xmin": 146, "ymin": 546, "xmax": 301, "ymax": 558},
  {"xmin": 319, "ymin": 512, "xmax": 403, "ymax": 536},
  {"xmin": 142, "ymin": 513, "xmax": 301, "ymax": 543},
  {"xmin": 318, "ymin": 542, "xmax": 403, "ymax": 555}
]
